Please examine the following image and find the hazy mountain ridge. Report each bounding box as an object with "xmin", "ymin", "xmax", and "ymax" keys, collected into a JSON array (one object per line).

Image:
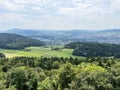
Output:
[{"xmin": 5, "ymin": 28, "xmax": 120, "ymax": 44}]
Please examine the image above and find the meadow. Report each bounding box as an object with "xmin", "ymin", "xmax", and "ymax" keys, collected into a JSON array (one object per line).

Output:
[{"xmin": 0, "ymin": 46, "xmax": 83, "ymax": 58}]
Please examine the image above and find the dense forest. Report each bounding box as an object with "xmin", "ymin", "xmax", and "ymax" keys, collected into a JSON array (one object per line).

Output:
[
  {"xmin": 65, "ymin": 42, "xmax": 120, "ymax": 57},
  {"xmin": 0, "ymin": 33, "xmax": 45, "ymax": 50},
  {"xmin": 0, "ymin": 54, "xmax": 120, "ymax": 90}
]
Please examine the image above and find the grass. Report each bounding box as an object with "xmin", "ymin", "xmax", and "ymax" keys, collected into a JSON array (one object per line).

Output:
[{"xmin": 0, "ymin": 47, "xmax": 84, "ymax": 59}]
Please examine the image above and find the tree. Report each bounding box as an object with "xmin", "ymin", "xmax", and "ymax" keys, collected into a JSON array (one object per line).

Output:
[
  {"xmin": 37, "ymin": 77, "xmax": 53, "ymax": 90},
  {"xmin": 6, "ymin": 67, "xmax": 39, "ymax": 90},
  {"xmin": 69, "ymin": 65, "xmax": 113, "ymax": 90},
  {"xmin": 59, "ymin": 63, "xmax": 74, "ymax": 90},
  {"xmin": 52, "ymin": 61, "xmax": 60, "ymax": 69},
  {"xmin": 0, "ymin": 52, "xmax": 5, "ymax": 58}
]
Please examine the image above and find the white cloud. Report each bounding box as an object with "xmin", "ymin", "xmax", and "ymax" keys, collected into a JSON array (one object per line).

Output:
[
  {"xmin": 0, "ymin": 0, "xmax": 120, "ymax": 30},
  {"xmin": 0, "ymin": 0, "xmax": 119, "ymax": 16},
  {"xmin": 0, "ymin": 0, "xmax": 24, "ymax": 11},
  {"xmin": 59, "ymin": 0, "xmax": 120, "ymax": 16}
]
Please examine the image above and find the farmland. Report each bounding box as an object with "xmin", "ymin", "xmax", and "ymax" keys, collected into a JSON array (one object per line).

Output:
[{"xmin": 0, "ymin": 46, "xmax": 83, "ymax": 58}]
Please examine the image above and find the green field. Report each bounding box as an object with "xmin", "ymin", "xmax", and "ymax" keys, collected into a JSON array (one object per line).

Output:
[{"xmin": 0, "ymin": 47, "xmax": 83, "ymax": 58}]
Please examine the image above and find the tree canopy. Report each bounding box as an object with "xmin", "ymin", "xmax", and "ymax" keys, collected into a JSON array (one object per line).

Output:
[{"xmin": 0, "ymin": 56, "xmax": 120, "ymax": 90}]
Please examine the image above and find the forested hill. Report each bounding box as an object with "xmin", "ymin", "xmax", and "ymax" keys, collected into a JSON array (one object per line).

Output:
[
  {"xmin": 65, "ymin": 42, "xmax": 120, "ymax": 57},
  {"xmin": 0, "ymin": 33, "xmax": 45, "ymax": 49}
]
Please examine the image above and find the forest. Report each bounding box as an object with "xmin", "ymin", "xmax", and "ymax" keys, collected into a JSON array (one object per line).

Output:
[
  {"xmin": 0, "ymin": 33, "xmax": 45, "ymax": 50},
  {"xmin": 65, "ymin": 42, "xmax": 120, "ymax": 57},
  {"xmin": 0, "ymin": 53, "xmax": 120, "ymax": 90}
]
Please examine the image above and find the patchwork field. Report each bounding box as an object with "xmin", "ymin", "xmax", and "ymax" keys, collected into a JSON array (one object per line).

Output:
[{"xmin": 0, "ymin": 47, "xmax": 83, "ymax": 58}]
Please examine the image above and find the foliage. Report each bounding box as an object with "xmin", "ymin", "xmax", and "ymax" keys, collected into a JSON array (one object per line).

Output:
[
  {"xmin": 59, "ymin": 63, "xmax": 75, "ymax": 90},
  {"xmin": 0, "ymin": 52, "xmax": 5, "ymax": 58},
  {"xmin": 6, "ymin": 67, "xmax": 38, "ymax": 90},
  {"xmin": 0, "ymin": 56, "xmax": 120, "ymax": 90}
]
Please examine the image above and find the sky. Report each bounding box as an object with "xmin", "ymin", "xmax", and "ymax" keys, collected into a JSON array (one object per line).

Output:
[{"xmin": 0, "ymin": 0, "xmax": 120, "ymax": 30}]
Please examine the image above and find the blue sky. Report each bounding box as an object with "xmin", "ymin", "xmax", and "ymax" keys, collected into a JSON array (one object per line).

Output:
[{"xmin": 0, "ymin": 0, "xmax": 120, "ymax": 30}]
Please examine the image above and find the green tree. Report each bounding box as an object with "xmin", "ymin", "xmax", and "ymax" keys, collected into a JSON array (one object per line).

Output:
[
  {"xmin": 0, "ymin": 52, "xmax": 5, "ymax": 58},
  {"xmin": 59, "ymin": 63, "xmax": 74, "ymax": 90},
  {"xmin": 6, "ymin": 67, "xmax": 39, "ymax": 90},
  {"xmin": 69, "ymin": 65, "xmax": 113, "ymax": 90}
]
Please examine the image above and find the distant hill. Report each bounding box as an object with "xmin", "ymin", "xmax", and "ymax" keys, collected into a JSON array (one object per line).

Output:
[
  {"xmin": 65, "ymin": 42, "xmax": 120, "ymax": 57},
  {"xmin": 98, "ymin": 29, "xmax": 120, "ymax": 33},
  {"xmin": 6, "ymin": 28, "xmax": 40, "ymax": 36},
  {"xmin": 5, "ymin": 28, "xmax": 120, "ymax": 44},
  {"xmin": 0, "ymin": 33, "xmax": 45, "ymax": 49},
  {"xmin": 5, "ymin": 28, "xmax": 95, "ymax": 45}
]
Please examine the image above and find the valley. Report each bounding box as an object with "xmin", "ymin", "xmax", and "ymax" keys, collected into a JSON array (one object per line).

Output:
[
  {"xmin": 0, "ymin": 29, "xmax": 120, "ymax": 90},
  {"xmin": 0, "ymin": 46, "xmax": 82, "ymax": 58},
  {"xmin": 6, "ymin": 28, "xmax": 120, "ymax": 45}
]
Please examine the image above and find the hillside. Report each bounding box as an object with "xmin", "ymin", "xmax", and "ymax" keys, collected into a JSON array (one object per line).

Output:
[
  {"xmin": 0, "ymin": 33, "xmax": 45, "ymax": 49},
  {"xmin": 5, "ymin": 28, "xmax": 120, "ymax": 44},
  {"xmin": 65, "ymin": 42, "xmax": 120, "ymax": 57}
]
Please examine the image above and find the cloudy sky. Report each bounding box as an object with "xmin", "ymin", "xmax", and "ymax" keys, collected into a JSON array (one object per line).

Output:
[{"xmin": 0, "ymin": 0, "xmax": 120, "ymax": 30}]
